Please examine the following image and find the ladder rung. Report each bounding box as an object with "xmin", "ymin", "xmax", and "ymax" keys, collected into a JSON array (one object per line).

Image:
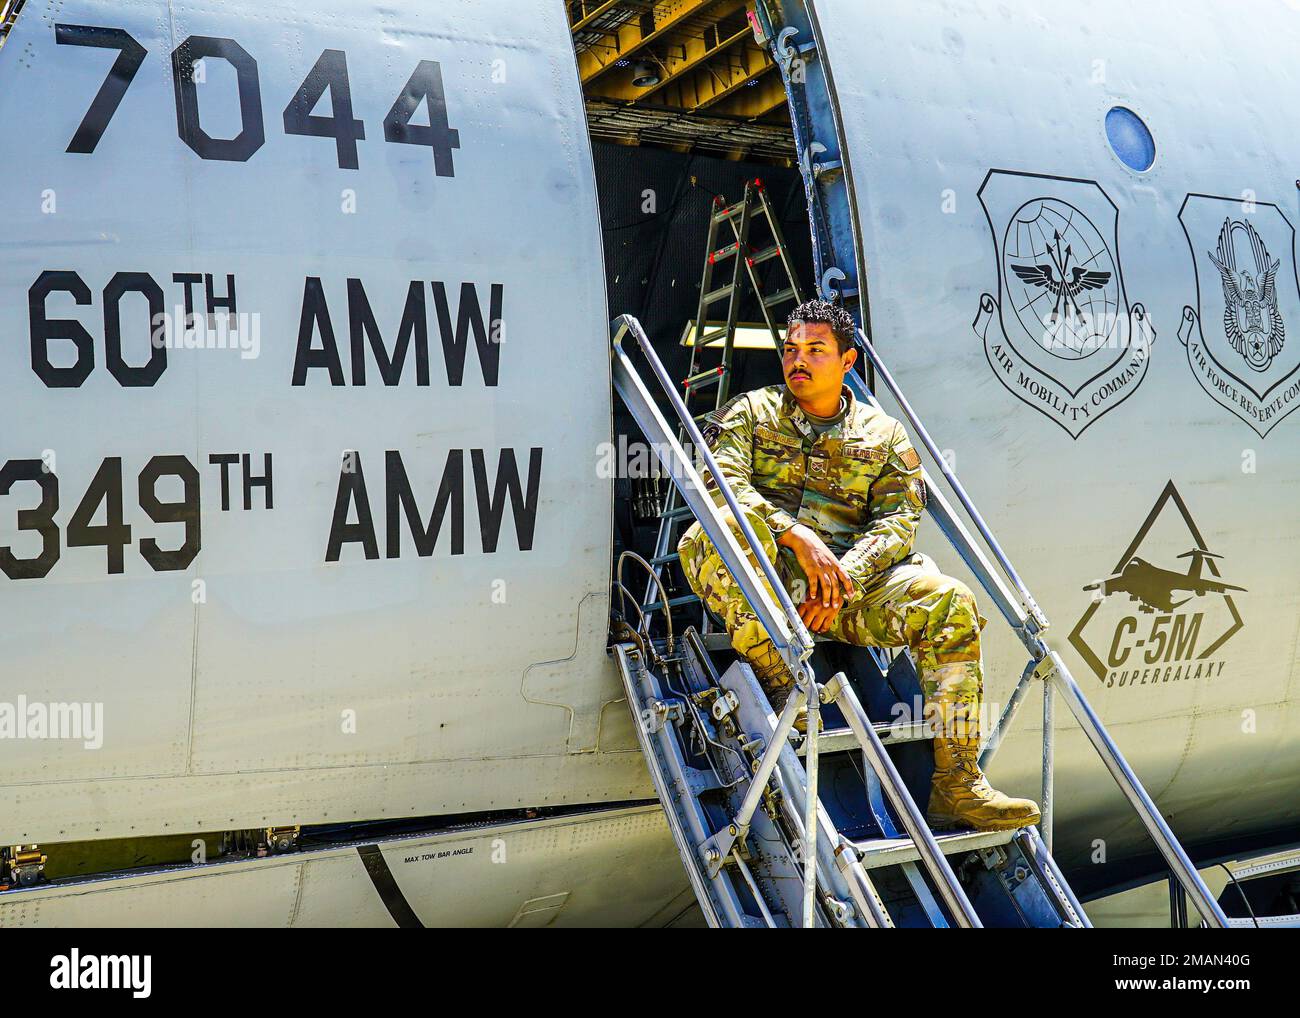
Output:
[
  {"xmin": 709, "ymin": 243, "xmax": 741, "ymax": 264},
  {"xmin": 684, "ymin": 367, "xmax": 725, "ymax": 390},
  {"xmin": 762, "ymin": 287, "xmax": 797, "ymax": 308},
  {"xmin": 852, "ymin": 829, "xmax": 1017, "ymax": 871},
  {"xmin": 748, "ymin": 245, "xmax": 782, "ymax": 266},
  {"xmin": 703, "ymin": 284, "xmax": 735, "ymax": 305},
  {"xmin": 712, "ymin": 203, "xmax": 746, "ymax": 224},
  {"xmin": 643, "ymin": 593, "xmax": 700, "ymax": 613},
  {"xmin": 663, "ymin": 505, "xmax": 696, "ymax": 519},
  {"xmin": 648, "ymin": 551, "xmax": 681, "ymax": 566},
  {"xmin": 696, "ymin": 328, "xmax": 728, "ymax": 346}
]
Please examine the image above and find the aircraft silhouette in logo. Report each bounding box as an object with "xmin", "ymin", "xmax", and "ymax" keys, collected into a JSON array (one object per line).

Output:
[{"xmin": 1083, "ymin": 548, "xmax": 1246, "ymax": 614}]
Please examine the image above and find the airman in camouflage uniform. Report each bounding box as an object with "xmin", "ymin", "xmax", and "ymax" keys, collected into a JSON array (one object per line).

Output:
[{"xmin": 678, "ymin": 300, "xmax": 1039, "ymax": 831}]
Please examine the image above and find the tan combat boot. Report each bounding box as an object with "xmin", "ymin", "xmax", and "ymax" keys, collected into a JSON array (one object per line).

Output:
[
  {"xmin": 742, "ymin": 638, "xmax": 808, "ymax": 734},
  {"xmin": 927, "ymin": 735, "xmax": 1041, "ymax": 832}
]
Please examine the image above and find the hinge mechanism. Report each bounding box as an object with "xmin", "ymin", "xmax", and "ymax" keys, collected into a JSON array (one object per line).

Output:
[{"xmin": 4, "ymin": 844, "xmax": 47, "ymax": 887}]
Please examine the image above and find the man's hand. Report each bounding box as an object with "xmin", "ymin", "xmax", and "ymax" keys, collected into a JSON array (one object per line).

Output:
[{"xmin": 777, "ymin": 524, "xmax": 855, "ymax": 634}]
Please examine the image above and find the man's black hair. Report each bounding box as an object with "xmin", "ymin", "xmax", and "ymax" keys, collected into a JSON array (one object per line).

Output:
[{"xmin": 787, "ymin": 299, "xmax": 856, "ymax": 354}]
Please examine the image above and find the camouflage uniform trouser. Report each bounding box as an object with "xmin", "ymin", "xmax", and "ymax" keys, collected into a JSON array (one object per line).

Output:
[{"xmin": 678, "ymin": 511, "xmax": 989, "ymax": 739}]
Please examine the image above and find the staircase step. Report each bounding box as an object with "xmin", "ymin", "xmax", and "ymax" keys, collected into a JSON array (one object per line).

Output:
[
  {"xmin": 852, "ymin": 829, "xmax": 1017, "ymax": 871},
  {"xmin": 796, "ymin": 720, "xmax": 933, "ymax": 756}
]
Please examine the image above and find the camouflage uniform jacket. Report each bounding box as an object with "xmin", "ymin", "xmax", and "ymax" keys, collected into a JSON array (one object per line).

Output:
[{"xmin": 698, "ymin": 383, "xmax": 927, "ymax": 581}]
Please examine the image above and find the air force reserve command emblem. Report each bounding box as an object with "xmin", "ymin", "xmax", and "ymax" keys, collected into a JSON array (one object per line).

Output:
[
  {"xmin": 973, "ymin": 169, "xmax": 1155, "ymax": 439},
  {"xmin": 1178, "ymin": 194, "xmax": 1300, "ymax": 436}
]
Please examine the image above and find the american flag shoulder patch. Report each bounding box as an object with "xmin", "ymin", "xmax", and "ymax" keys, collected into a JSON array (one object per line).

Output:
[{"xmin": 699, "ymin": 394, "xmax": 747, "ymax": 446}]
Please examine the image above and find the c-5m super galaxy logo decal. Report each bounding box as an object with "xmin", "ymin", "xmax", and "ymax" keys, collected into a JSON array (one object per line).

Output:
[
  {"xmin": 973, "ymin": 169, "xmax": 1155, "ymax": 439},
  {"xmin": 1068, "ymin": 481, "xmax": 1245, "ymax": 690},
  {"xmin": 1178, "ymin": 194, "xmax": 1300, "ymax": 436}
]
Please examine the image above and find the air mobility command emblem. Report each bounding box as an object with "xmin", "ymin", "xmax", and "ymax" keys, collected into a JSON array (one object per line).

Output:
[
  {"xmin": 972, "ymin": 169, "xmax": 1155, "ymax": 439},
  {"xmin": 1178, "ymin": 193, "xmax": 1300, "ymax": 436}
]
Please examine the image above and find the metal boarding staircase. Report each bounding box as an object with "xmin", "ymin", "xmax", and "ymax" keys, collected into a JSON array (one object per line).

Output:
[
  {"xmin": 608, "ymin": 313, "xmax": 1231, "ymax": 928},
  {"xmin": 645, "ymin": 178, "xmax": 804, "ymax": 614}
]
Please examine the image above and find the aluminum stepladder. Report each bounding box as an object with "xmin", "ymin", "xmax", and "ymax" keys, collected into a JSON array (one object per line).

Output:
[
  {"xmin": 685, "ymin": 177, "xmax": 805, "ymax": 406},
  {"xmin": 611, "ymin": 314, "xmax": 1090, "ymax": 928},
  {"xmin": 644, "ymin": 178, "xmax": 805, "ymax": 613}
]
